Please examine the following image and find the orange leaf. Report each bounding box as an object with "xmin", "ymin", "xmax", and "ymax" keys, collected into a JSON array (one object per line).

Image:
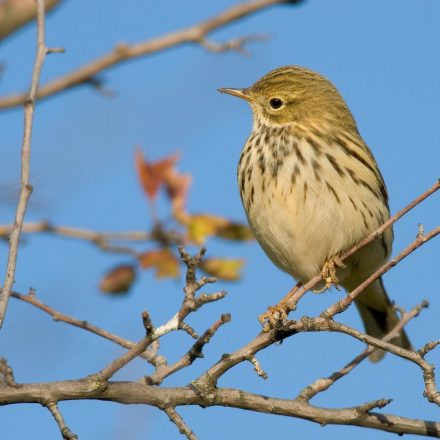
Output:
[
  {"xmin": 138, "ymin": 249, "xmax": 180, "ymax": 278},
  {"xmin": 100, "ymin": 264, "xmax": 136, "ymax": 294},
  {"xmin": 164, "ymin": 168, "xmax": 192, "ymax": 220},
  {"xmin": 200, "ymin": 258, "xmax": 244, "ymax": 281},
  {"xmin": 187, "ymin": 214, "xmax": 229, "ymax": 245},
  {"xmin": 135, "ymin": 149, "xmax": 179, "ymax": 200}
]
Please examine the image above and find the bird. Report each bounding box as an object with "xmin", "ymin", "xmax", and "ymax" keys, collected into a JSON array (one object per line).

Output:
[{"xmin": 219, "ymin": 66, "xmax": 411, "ymax": 361}]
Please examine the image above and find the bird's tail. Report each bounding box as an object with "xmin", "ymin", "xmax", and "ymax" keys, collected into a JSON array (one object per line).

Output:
[{"xmin": 353, "ymin": 278, "xmax": 412, "ymax": 362}]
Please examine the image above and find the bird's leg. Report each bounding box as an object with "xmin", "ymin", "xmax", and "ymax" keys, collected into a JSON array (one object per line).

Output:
[
  {"xmin": 313, "ymin": 254, "xmax": 346, "ymax": 293},
  {"xmin": 258, "ymin": 281, "xmax": 302, "ymax": 331}
]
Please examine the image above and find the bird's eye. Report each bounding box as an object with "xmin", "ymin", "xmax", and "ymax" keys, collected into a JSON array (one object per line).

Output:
[{"xmin": 269, "ymin": 98, "xmax": 284, "ymax": 110}]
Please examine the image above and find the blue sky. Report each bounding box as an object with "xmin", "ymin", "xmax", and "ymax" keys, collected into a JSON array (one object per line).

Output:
[{"xmin": 1, "ymin": 0, "xmax": 439, "ymax": 438}]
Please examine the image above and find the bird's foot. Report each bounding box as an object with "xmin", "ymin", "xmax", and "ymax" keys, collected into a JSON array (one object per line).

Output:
[
  {"xmin": 313, "ymin": 255, "xmax": 346, "ymax": 293},
  {"xmin": 258, "ymin": 282, "xmax": 302, "ymax": 332},
  {"xmin": 258, "ymin": 301, "xmax": 289, "ymax": 331}
]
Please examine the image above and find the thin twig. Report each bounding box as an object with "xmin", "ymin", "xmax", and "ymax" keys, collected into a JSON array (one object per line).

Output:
[
  {"xmin": 92, "ymin": 248, "xmax": 227, "ymax": 382},
  {"xmin": 321, "ymin": 227, "xmax": 440, "ymax": 320},
  {"xmin": 9, "ymin": 289, "xmax": 154, "ymax": 362},
  {"xmin": 44, "ymin": 401, "xmax": 77, "ymax": 440},
  {"xmin": 164, "ymin": 407, "xmax": 198, "ymax": 440},
  {"xmin": 297, "ymin": 301, "xmax": 429, "ymax": 401},
  {"xmin": 146, "ymin": 314, "xmax": 231, "ymax": 385},
  {"xmin": 199, "ymin": 34, "xmax": 268, "ymax": 55},
  {"xmin": 0, "ymin": 221, "xmax": 186, "ymax": 255},
  {"xmin": 292, "ymin": 318, "xmax": 440, "ymax": 408},
  {"xmin": 247, "ymin": 355, "xmax": 268, "ymax": 379},
  {"xmin": 356, "ymin": 398, "xmax": 393, "ymax": 414},
  {"xmin": 0, "ymin": 0, "xmax": 53, "ymax": 329},
  {"xmin": 0, "ymin": 0, "xmax": 304, "ymax": 109},
  {"xmin": 0, "ymin": 221, "xmax": 146, "ymax": 241}
]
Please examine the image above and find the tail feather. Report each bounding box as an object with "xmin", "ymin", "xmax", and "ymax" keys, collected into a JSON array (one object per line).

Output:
[{"xmin": 351, "ymin": 278, "xmax": 411, "ymax": 362}]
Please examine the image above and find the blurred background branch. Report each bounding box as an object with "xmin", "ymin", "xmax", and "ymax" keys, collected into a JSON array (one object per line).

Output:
[{"xmin": 0, "ymin": 0, "xmax": 304, "ymax": 109}]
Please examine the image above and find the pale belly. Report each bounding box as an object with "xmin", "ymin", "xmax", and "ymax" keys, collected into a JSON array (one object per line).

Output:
[
  {"xmin": 237, "ymin": 123, "xmax": 391, "ymax": 286},
  {"xmin": 243, "ymin": 170, "xmax": 389, "ymax": 284}
]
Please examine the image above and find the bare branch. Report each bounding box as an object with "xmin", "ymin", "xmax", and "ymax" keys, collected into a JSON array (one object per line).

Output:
[
  {"xmin": 196, "ymin": 200, "xmax": 439, "ymax": 388},
  {"xmin": 9, "ymin": 289, "xmax": 154, "ymax": 362},
  {"xmin": 419, "ymin": 340, "xmax": 440, "ymax": 358},
  {"xmin": 1, "ymin": 381, "xmax": 439, "ymax": 437},
  {"xmin": 356, "ymin": 398, "xmax": 393, "ymax": 414},
  {"xmin": 164, "ymin": 407, "xmax": 198, "ymax": 440},
  {"xmin": 0, "ymin": 0, "xmax": 304, "ymax": 110},
  {"xmin": 146, "ymin": 314, "xmax": 231, "ymax": 385},
  {"xmin": 141, "ymin": 311, "xmax": 155, "ymax": 336},
  {"xmin": 92, "ymin": 247, "xmax": 227, "ymax": 382},
  {"xmin": 321, "ymin": 227, "xmax": 440, "ymax": 320},
  {"xmin": 247, "ymin": 355, "xmax": 268, "ymax": 379},
  {"xmin": 297, "ymin": 301, "xmax": 429, "ymax": 401},
  {"xmin": 284, "ymin": 318, "xmax": 440, "ymax": 408},
  {"xmin": 199, "ymin": 34, "xmax": 268, "ymax": 55},
  {"xmin": 0, "ymin": 221, "xmax": 187, "ymax": 258},
  {"xmin": 0, "ymin": 221, "xmax": 148, "ymax": 242},
  {"xmin": 177, "ymin": 247, "xmax": 227, "ymax": 321},
  {"xmin": 44, "ymin": 401, "xmax": 77, "ymax": 440},
  {"xmin": 0, "ymin": 0, "xmax": 60, "ymax": 329}
]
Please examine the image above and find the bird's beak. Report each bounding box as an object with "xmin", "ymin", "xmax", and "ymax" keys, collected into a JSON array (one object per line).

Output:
[{"xmin": 218, "ymin": 87, "xmax": 253, "ymax": 102}]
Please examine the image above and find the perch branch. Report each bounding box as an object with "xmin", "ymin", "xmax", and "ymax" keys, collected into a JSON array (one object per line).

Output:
[
  {"xmin": 322, "ymin": 227, "xmax": 440, "ymax": 319},
  {"xmin": 196, "ymin": 216, "xmax": 438, "ymax": 388}
]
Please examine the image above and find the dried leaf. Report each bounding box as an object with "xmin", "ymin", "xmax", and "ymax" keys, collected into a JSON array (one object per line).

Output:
[
  {"xmin": 187, "ymin": 214, "xmax": 229, "ymax": 245},
  {"xmin": 135, "ymin": 148, "xmax": 179, "ymax": 200},
  {"xmin": 100, "ymin": 264, "xmax": 136, "ymax": 294},
  {"xmin": 165, "ymin": 168, "xmax": 192, "ymax": 220},
  {"xmin": 138, "ymin": 249, "xmax": 180, "ymax": 278},
  {"xmin": 216, "ymin": 222, "xmax": 254, "ymax": 241},
  {"xmin": 200, "ymin": 258, "xmax": 244, "ymax": 281}
]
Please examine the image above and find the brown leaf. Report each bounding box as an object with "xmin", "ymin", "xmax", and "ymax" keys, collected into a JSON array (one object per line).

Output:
[
  {"xmin": 164, "ymin": 168, "xmax": 192, "ymax": 220},
  {"xmin": 200, "ymin": 258, "xmax": 244, "ymax": 281},
  {"xmin": 187, "ymin": 214, "xmax": 229, "ymax": 245},
  {"xmin": 100, "ymin": 264, "xmax": 136, "ymax": 294},
  {"xmin": 216, "ymin": 222, "xmax": 254, "ymax": 241},
  {"xmin": 135, "ymin": 148, "xmax": 179, "ymax": 200},
  {"xmin": 138, "ymin": 249, "xmax": 180, "ymax": 278}
]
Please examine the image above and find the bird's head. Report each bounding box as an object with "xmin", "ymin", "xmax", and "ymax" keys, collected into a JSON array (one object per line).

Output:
[{"xmin": 219, "ymin": 65, "xmax": 357, "ymax": 131}]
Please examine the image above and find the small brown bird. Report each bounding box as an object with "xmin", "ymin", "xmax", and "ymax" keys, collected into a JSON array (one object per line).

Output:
[{"xmin": 220, "ymin": 66, "xmax": 410, "ymax": 361}]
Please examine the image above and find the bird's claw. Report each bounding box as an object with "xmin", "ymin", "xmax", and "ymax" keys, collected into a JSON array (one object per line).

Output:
[
  {"xmin": 313, "ymin": 255, "xmax": 346, "ymax": 293},
  {"xmin": 258, "ymin": 301, "xmax": 289, "ymax": 332}
]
